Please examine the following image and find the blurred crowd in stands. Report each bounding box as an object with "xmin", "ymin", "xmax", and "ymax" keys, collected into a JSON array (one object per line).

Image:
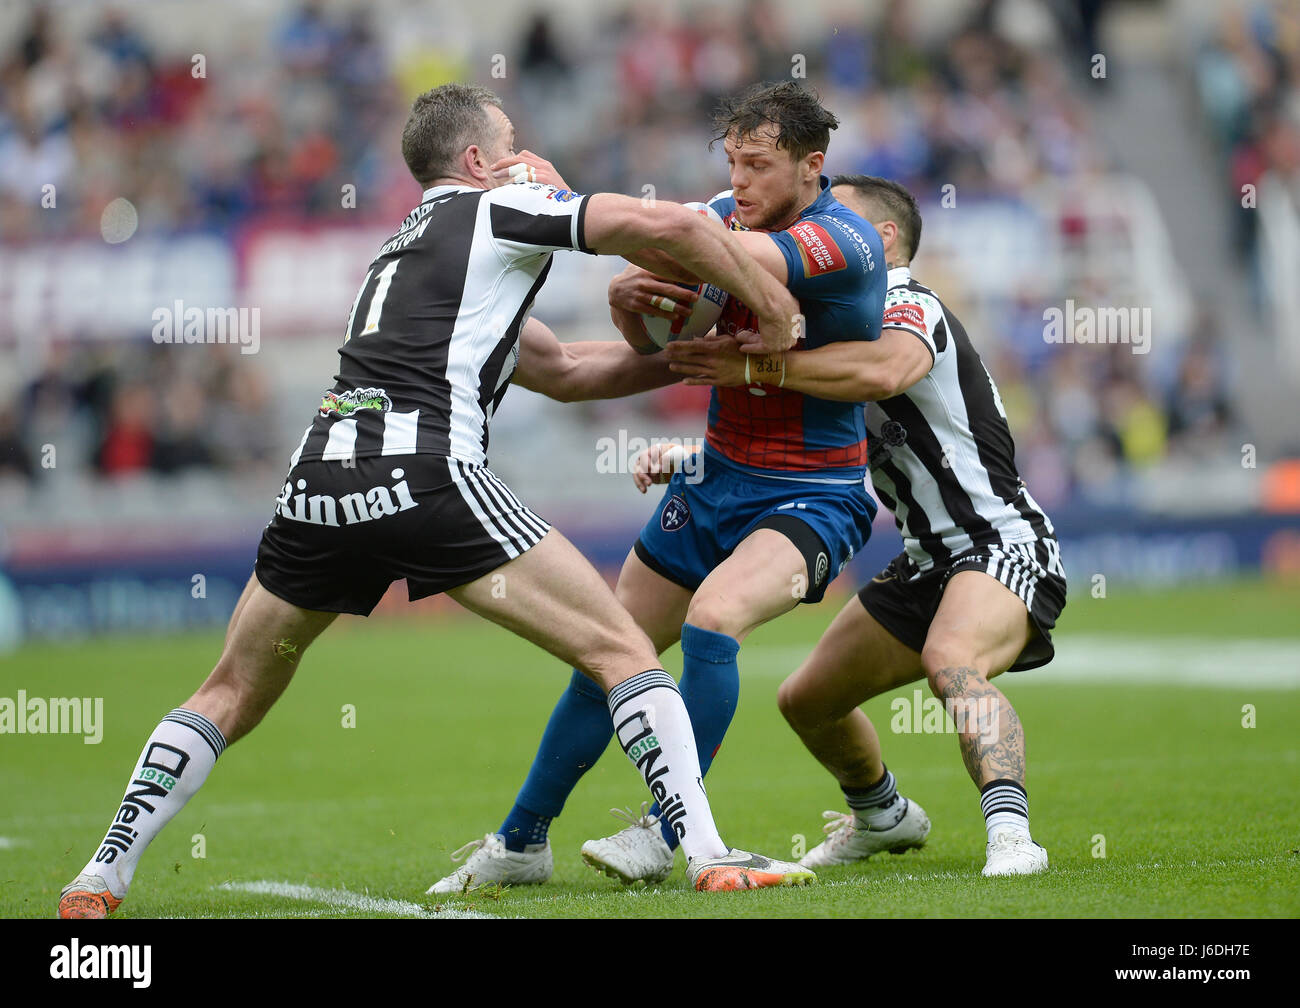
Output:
[
  {"xmin": 0, "ymin": 341, "xmax": 278, "ymax": 482},
  {"xmin": 0, "ymin": 0, "xmax": 1254, "ymax": 510},
  {"xmin": 1195, "ymin": 0, "xmax": 1300, "ymax": 279}
]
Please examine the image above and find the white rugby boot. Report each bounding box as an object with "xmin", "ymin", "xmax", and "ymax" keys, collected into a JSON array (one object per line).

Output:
[
  {"xmin": 580, "ymin": 803, "xmax": 676, "ymax": 885},
  {"xmin": 982, "ymin": 832, "xmax": 1048, "ymax": 876},
  {"xmin": 426, "ymin": 832, "xmax": 552, "ymax": 894},
  {"xmin": 798, "ymin": 799, "xmax": 931, "ymax": 869}
]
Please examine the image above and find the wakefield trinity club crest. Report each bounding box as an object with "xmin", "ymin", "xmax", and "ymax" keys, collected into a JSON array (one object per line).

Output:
[{"xmin": 661, "ymin": 495, "xmax": 690, "ymax": 532}]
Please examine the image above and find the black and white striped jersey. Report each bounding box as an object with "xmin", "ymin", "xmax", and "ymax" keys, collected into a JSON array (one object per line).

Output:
[
  {"xmin": 290, "ymin": 181, "xmax": 592, "ymax": 468},
  {"xmin": 866, "ymin": 266, "xmax": 1061, "ymax": 572}
]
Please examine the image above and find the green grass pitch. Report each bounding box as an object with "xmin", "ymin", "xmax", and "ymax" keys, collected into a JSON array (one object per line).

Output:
[{"xmin": 2, "ymin": 577, "xmax": 1297, "ymax": 918}]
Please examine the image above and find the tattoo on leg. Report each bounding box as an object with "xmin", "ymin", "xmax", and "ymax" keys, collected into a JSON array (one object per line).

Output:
[{"xmin": 934, "ymin": 665, "xmax": 1025, "ymax": 787}]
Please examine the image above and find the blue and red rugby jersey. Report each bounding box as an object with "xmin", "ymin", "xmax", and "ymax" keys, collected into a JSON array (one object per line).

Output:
[{"xmin": 704, "ymin": 176, "xmax": 885, "ymax": 480}]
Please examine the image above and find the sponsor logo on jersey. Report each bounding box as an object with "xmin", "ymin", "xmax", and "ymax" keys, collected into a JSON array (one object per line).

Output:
[
  {"xmin": 319, "ymin": 387, "xmax": 392, "ymax": 418},
  {"xmin": 824, "ymin": 214, "xmax": 877, "ymax": 272},
  {"xmin": 883, "ymin": 303, "xmax": 926, "ymax": 332},
  {"xmin": 545, "ymin": 188, "xmax": 580, "ymax": 202},
  {"xmin": 661, "ymin": 494, "xmax": 690, "ymax": 531},
  {"xmin": 789, "ymin": 221, "xmax": 847, "ymax": 277}
]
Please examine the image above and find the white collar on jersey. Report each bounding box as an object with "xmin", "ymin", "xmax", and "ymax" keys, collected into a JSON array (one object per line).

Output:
[
  {"xmin": 887, "ymin": 265, "xmax": 912, "ymax": 286},
  {"xmin": 421, "ymin": 183, "xmax": 478, "ymax": 200}
]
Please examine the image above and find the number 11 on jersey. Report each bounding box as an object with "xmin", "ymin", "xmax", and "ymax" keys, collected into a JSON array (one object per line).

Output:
[{"xmin": 344, "ymin": 260, "xmax": 399, "ymax": 342}]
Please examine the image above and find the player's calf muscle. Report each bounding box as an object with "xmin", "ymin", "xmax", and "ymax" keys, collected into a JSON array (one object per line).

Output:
[
  {"xmin": 922, "ymin": 661, "xmax": 1026, "ymax": 785},
  {"xmin": 186, "ymin": 649, "xmax": 298, "ymax": 743},
  {"xmin": 188, "ymin": 587, "xmax": 332, "ymax": 743}
]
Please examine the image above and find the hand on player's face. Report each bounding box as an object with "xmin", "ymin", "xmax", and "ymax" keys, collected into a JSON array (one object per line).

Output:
[
  {"xmin": 608, "ymin": 264, "xmax": 698, "ymax": 320},
  {"xmin": 490, "ymin": 149, "xmax": 570, "ymax": 190}
]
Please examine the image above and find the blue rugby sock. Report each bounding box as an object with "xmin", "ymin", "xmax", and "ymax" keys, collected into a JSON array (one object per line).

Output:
[
  {"xmin": 499, "ymin": 669, "xmax": 612, "ymax": 852},
  {"xmin": 653, "ymin": 623, "xmax": 740, "ymax": 850}
]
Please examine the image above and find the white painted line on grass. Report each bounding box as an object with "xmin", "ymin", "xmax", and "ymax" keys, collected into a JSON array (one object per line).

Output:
[
  {"xmin": 744, "ymin": 637, "xmax": 1299, "ymax": 688},
  {"xmin": 218, "ymin": 880, "xmax": 501, "ymax": 919},
  {"xmin": 1025, "ymin": 635, "xmax": 1300, "ymax": 688},
  {"xmin": 0, "ymin": 836, "xmax": 21, "ymax": 849}
]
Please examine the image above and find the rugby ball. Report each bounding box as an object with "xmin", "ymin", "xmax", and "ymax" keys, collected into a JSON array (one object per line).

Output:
[{"xmin": 639, "ymin": 202, "xmax": 729, "ymax": 349}]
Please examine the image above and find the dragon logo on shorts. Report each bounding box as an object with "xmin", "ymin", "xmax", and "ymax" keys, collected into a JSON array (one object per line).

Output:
[
  {"xmin": 814, "ymin": 551, "xmax": 830, "ymax": 587},
  {"xmin": 661, "ymin": 495, "xmax": 690, "ymax": 532}
]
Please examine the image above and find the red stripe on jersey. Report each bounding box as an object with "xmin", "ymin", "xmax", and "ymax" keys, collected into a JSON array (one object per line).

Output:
[
  {"xmin": 707, "ymin": 295, "xmax": 866, "ymax": 471},
  {"xmin": 707, "ymin": 426, "xmax": 869, "ymax": 471},
  {"xmin": 708, "ymin": 385, "xmax": 868, "ymax": 471}
]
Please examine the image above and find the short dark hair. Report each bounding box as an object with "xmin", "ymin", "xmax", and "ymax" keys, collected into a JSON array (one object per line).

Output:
[
  {"xmin": 710, "ymin": 81, "xmax": 838, "ymax": 162},
  {"xmin": 831, "ymin": 174, "xmax": 922, "ymax": 261},
  {"xmin": 401, "ymin": 83, "xmax": 504, "ymax": 185}
]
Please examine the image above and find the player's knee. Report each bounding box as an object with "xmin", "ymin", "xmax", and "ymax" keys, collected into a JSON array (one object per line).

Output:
[
  {"xmin": 777, "ymin": 674, "xmax": 823, "ymax": 733},
  {"xmin": 921, "ymin": 641, "xmax": 979, "ymax": 698},
  {"xmin": 682, "ymin": 595, "xmax": 740, "ymax": 638},
  {"xmin": 776, "ymin": 677, "xmax": 801, "ymax": 724}
]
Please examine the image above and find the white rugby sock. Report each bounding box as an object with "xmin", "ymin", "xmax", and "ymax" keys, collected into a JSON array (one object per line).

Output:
[
  {"xmin": 607, "ymin": 670, "xmax": 727, "ymax": 861},
  {"xmin": 80, "ymin": 709, "xmax": 226, "ymax": 895}
]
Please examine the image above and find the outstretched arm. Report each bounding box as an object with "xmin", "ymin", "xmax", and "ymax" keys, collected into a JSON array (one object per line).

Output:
[
  {"xmin": 582, "ymin": 194, "xmax": 800, "ymax": 352},
  {"xmin": 664, "ymin": 327, "xmax": 933, "ymax": 402},
  {"xmin": 512, "ymin": 317, "xmax": 679, "ymax": 403}
]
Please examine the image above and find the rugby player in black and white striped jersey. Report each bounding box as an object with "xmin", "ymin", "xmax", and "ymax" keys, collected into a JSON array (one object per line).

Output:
[
  {"xmin": 669, "ymin": 175, "xmax": 1067, "ymax": 875},
  {"xmin": 57, "ymin": 84, "xmax": 817, "ymax": 917}
]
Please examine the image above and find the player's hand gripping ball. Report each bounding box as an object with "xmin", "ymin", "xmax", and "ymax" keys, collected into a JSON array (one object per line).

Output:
[{"xmin": 638, "ymin": 203, "xmax": 729, "ymax": 349}]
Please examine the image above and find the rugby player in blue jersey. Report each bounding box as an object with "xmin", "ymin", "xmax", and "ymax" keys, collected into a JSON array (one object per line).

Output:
[
  {"xmin": 674, "ymin": 176, "xmax": 1067, "ymax": 877},
  {"xmin": 428, "ymin": 82, "xmax": 931, "ymax": 891}
]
